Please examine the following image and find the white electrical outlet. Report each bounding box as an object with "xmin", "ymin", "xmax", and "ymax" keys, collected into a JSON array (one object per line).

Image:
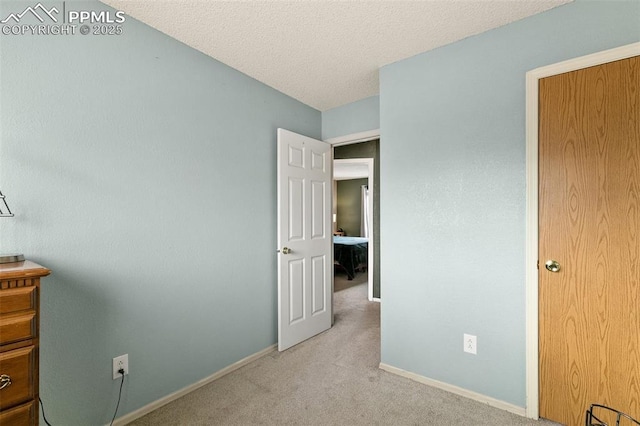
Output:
[
  {"xmin": 112, "ymin": 354, "xmax": 129, "ymax": 379},
  {"xmin": 464, "ymin": 334, "xmax": 477, "ymax": 355}
]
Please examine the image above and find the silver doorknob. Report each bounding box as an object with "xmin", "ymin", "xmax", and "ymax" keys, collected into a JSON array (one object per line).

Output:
[
  {"xmin": 545, "ymin": 260, "xmax": 560, "ymax": 272},
  {"xmin": 281, "ymin": 247, "xmax": 292, "ymax": 255}
]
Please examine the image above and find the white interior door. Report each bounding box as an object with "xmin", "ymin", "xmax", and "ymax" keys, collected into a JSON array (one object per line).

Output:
[{"xmin": 277, "ymin": 128, "xmax": 332, "ymax": 351}]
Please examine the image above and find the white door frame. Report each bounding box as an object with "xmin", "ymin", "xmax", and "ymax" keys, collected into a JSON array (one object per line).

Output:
[
  {"xmin": 325, "ymin": 129, "xmax": 380, "ymax": 147},
  {"xmin": 326, "ymin": 129, "xmax": 380, "ymax": 301},
  {"xmin": 524, "ymin": 42, "xmax": 640, "ymax": 419}
]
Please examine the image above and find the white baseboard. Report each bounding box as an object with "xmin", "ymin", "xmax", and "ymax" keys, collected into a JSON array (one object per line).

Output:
[
  {"xmin": 378, "ymin": 363, "xmax": 526, "ymax": 417},
  {"xmin": 111, "ymin": 344, "xmax": 277, "ymax": 426}
]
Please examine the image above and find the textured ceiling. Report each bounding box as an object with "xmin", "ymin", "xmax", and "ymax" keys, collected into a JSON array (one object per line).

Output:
[{"xmin": 101, "ymin": 0, "xmax": 572, "ymax": 111}]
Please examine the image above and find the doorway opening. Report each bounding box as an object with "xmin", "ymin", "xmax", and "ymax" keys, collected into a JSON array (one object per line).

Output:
[
  {"xmin": 330, "ymin": 135, "xmax": 380, "ymax": 303},
  {"xmin": 333, "ymin": 158, "xmax": 375, "ymax": 300}
]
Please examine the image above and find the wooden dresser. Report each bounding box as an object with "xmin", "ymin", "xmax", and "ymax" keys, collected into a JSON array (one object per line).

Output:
[{"xmin": 0, "ymin": 261, "xmax": 50, "ymax": 426}]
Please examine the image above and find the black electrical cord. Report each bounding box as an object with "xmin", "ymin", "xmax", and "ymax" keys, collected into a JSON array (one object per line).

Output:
[
  {"xmin": 110, "ymin": 369, "xmax": 126, "ymax": 426},
  {"xmin": 38, "ymin": 368, "xmax": 124, "ymax": 426},
  {"xmin": 38, "ymin": 397, "xmax": 53, "ymax": 426},
  {"xmin": 38, "ymin": 370, "xmax": 125, "ymax": 426}
]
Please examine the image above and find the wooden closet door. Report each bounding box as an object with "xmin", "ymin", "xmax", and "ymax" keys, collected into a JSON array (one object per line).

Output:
[{"xmin": 539, "ymin": 56, "xmax": 640, "ymax": 426}]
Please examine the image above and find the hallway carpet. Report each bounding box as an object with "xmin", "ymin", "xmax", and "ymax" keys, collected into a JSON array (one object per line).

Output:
[{"xmin": 129, "ymin": 274, "xmax": 557, "ymax": 425}]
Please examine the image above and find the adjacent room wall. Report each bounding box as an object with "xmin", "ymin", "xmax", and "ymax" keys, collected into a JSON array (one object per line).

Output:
[
  {"xmin": 336, "ymin": 178, "xmax": 367, "ymax": 237},
  {"xmin": 379, "ymin": 0, "xmax": 640, "ymax": 408},
  {"xmin": 321, "ymin": 95, "xmax": 379, "ymax": 141},
  {"xmin": 0, "ymin": 1, "xmax": 320, "ymax": 424}
]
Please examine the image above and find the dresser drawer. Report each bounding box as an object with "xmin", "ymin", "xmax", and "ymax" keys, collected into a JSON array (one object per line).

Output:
[
  {"xmin": 0, "ymin": 312, "xmax": 36, "ymax": 346},
  {"xmin": 0, "ymin": 400, "xmax": 36, "ymax": 426},
  {"xmin": 0, "ymin": 287, "xmax": 36, "ymax": 315},
  {"xmin": 0, "ymin": 346, "xmax": 35, "ymax": 410}
]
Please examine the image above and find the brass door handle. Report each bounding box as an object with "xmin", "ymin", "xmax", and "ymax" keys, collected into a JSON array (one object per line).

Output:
[
  {"xmin": 545, "ymin": 260, "xmax": 560, "ymax": 273},
  {"xmin": 0, "ymin": 374, "xmax": 11, "ymax": 390},
  {"xmin": 281, "ymin": 247, "xmax": 292, "ymax": 255}
]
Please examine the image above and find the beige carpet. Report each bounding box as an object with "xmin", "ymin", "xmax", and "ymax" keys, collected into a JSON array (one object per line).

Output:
[{"xmin": 129, "ymin": 272, "xmax": 557, "ymax": 425}]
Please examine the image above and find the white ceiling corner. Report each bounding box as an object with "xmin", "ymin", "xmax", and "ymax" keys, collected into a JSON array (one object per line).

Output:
[{"xmin": 100, "ymin": 0, "xmax": 573, "ymax": 111}]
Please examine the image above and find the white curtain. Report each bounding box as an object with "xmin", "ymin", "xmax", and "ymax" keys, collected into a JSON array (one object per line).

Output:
[{"xmin": 361, "ymin": 185, "xmax": 370, "ymax": 238}]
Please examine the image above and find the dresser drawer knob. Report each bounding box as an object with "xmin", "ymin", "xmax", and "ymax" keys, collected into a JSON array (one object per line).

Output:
[{"xmin": 0, "ymin": 374, "xmax": 11, "ymax": 390}]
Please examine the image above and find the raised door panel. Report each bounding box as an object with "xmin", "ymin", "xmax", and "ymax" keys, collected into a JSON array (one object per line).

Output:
[
  {"xmin": 288, "ymin": 259, "xmax": 305, "ymax": 325},
  {"xmin": 288, "ymin": 178, "xmax": 304, "ymax": 241},
  {"xmin": 311, "ymin": 181, "xmax": 326, "ymax": 240},
  {"xmin": 311, "ymin": 255, "xmax": 326, "ymax": 316}
]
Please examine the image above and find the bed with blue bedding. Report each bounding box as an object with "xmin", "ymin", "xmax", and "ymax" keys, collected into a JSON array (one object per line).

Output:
[{"xmin": 333, "ymin": 236, "xmax": 368, "ymax": 280}]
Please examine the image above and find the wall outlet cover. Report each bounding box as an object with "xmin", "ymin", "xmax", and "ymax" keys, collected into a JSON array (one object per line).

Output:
[
  {"xmin": 113, "ymin": 354, "xmax": 129, "ymax": 379},
  {"xmin": 464, "ymin": 334, "xmax": 477, "ymax": 355}
]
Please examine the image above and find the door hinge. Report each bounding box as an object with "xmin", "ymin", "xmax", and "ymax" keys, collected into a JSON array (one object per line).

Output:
[{"xmin": 537, "ymin": 260, "xmax": 539, "ymax": 270}]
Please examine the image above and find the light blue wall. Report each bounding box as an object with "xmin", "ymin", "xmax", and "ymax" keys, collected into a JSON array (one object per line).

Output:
[
  {"xmin": 321, "ymin": 95, "xmax": 379, "ymax": 140},
  {"xmin": 0, "ymin": 1, "xmax": 320, "ymax": 424},
  {"xmin": 379, "ymin": 0, "xmax": 640, "ymax": 407}
]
